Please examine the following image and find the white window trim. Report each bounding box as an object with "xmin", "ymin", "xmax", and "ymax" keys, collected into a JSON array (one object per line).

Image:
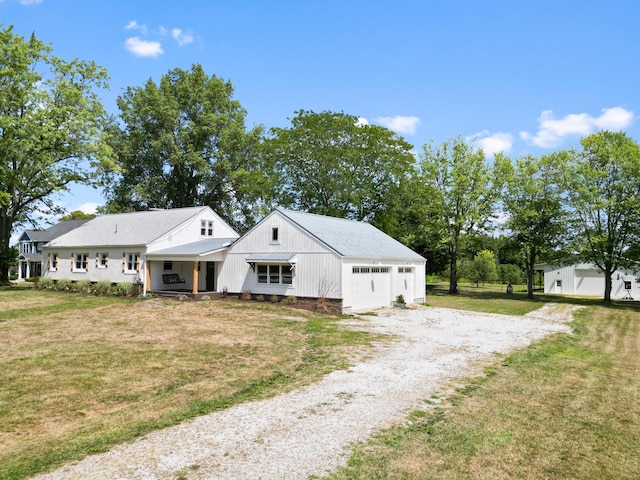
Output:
[
  {"xmin": 125, "ymin": 253, "xmax": 139, "ymax": 274},
  {"xmin": 74, "ymin": 253, "xmax": 88, "ymax": 273},
  {"xmin": 50, "ymin": 253, "xmax": 58, "ymax": 272},
  {"xmin": 200, "ymin": 220, "xmax": 214, "ymax": 237},
  {"xmin": 257, "ymin": 264, "xmax": 293, "ymax": 285},
  {"xmin": 98, "ymin": 253, "xmax": 109, "ymax": 269},
  {"xmin": 270, "ymin": 226, "xmax": 280, "ymax": 244}
]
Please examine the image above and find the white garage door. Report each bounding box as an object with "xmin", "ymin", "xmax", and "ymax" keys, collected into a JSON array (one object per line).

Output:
[
  {"xmin": 398, "ymin": 267, "xmax": 415, "ymax": 302},
  {"xmin": 350, "ymin": 266, "xmax": 391, "ymax": 311},
  {"xmin": 574, "ymin": 269, "xmax": 601, "ymax": 296}
]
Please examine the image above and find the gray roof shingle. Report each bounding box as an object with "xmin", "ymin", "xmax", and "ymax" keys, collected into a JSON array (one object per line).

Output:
[
  {"xmin": 47, "ymin": 207, "xmax": 208, "ymax": 248},
  {"xmin": 277, "ymin": 208, "xmax": 424, "ymax": 260},
  {"xmin": 147, "ymin": 238, "xmax": 237, "ymax": 256},
  {"xmin": 22, "ymin": 220, "xmax": 90, "ymax": 243}
]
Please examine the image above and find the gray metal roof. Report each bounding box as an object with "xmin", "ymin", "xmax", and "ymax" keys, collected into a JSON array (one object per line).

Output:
[
  {"xmin": 245, "ymin": 252, "xmax": 297, "ymax": 263},
  {"xmin": 21, "ymin": 220, "xmax": 90, "ymax": 243},
  {"xmin": 147, "ymin": 238, "xmax": 236, "ymax": 256},
  {"xmin": 277, "ymin": 208, "xmax": 425, "ymax": 260},
  {"xmin": 47, "ymin": 207, "xmax": 208, "ymax": 248},
  {"xmin": 19, "ymin": 253, "xmax": 42, "ymax": 261}
]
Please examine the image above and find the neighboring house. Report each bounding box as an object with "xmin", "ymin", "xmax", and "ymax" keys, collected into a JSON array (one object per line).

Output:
[
  {"xmin": 537, "ymin": 263, "xmax": 640, "ymax": 299},
  {"xmin": 17, "ymin": 220, "xmax": 89, "ymax": 280},
  {"xmin": 43, "ymin": 207, "xmax": 239, "ymax": 294},
  {"xmin": 218, "ymin": 208, "xmax": 426, "ymax": 312}
]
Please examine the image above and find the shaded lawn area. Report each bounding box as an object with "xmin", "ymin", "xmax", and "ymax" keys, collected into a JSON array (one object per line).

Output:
[
  {"xmin": 0, "ymin": 289, "xmax": 378, "ymax": 480},
  {"xmin": 425, "ymin": 283, "xmax": 635, "ymax": 316},
  {"xmin": 328, "ymin": 294, "xmax": 640, "ymax": 479}
]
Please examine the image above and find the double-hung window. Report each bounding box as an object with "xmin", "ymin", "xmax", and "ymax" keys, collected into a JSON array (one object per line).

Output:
[
  {"xmin": 98, "ymin": 253, "xmax": 108, "ymax": 268},
  {"xmin": 125, "ymin": 253, "xmax": 139, "ymax": 274},
  {"xmin": 201, "ymin": 220, "xmax": 214, "ymax": 236},
  {"xmin": 50, "ymin": 253, "xmax": 58, "ymax": 271},
  {"xmin": 74, "ymin": 253, "xmax": 88, "ymax": 272}
]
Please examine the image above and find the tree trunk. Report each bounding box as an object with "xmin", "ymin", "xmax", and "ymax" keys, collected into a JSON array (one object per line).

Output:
[
  {"xmin": 525, "ymin": 250, "xmax": 536, "ymax": 299},
  {"xmin": 0, "ymin": 219, "xmax": 14, "ymax": 284},
  {"xmin": 448, "ymin": 245, "xmax": 458, "ymax": 295},
  {"xmin": 604, "ymin": 267, "xmax": 613, "ymax": 303}
]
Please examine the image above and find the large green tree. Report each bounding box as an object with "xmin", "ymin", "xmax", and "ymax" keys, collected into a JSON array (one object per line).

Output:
[
  {"xmin": 262, "ymin": 110, "xmax": 416, "ymax": 225},
  {"xmin": 560, "ymin": 131, "xmax": 640, "ymax": 302},
  {"xmin": 420, "ymin": 137, "xmax": 498, "ymax": 294},
  {"xmin": 471, "ymin": 249, "xmax": 498, "ymax": 286},
  {"xmin": 103, "ymin": 64, "xmax": 265, "ymax": 231},
  {"xmin": 0, "ymin": 25, "xmax": 112, "ymax": 283},
  {"xmin": 497, "ymin": 153, "xmax": 566, "ymax": 298}
]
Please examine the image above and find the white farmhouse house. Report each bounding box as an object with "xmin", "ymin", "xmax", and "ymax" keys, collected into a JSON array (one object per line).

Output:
[
  {"xmin": 217, "ymin": 208, "xmax": 426, "ymax": 312},
  {"xmin": 537, "ymin": 263, "xmax": 640, "ymax": 299},
  {"xmin": 17, "ymin": 220, "xmax": 89, "ymax": 280},
  {"xmin": 43, "ymin": 207, "xmax": 239, "ymax": 294},
  {"xmin": 41, "ymin": 206, "xmax": 426, "ymax": 312}
]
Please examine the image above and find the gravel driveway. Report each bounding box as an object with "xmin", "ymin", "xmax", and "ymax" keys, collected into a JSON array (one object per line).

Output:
[{"xmin": 35, "ymin": 304, "xmax": 576, "ymax": 480}]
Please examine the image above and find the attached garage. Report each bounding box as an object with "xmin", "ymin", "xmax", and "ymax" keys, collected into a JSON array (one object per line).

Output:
[
  {"xmin": 218, "ymin": 208, "xmax": 426, "ymax": 313},
  {"xmin": 350, "ymin": 266, "xmax": 392, "ymax": 311}
]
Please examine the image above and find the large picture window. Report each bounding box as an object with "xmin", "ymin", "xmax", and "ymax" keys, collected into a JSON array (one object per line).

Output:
[{"xmin": 257, "ymin": 264, "xmax": 293, "ymax": 285}]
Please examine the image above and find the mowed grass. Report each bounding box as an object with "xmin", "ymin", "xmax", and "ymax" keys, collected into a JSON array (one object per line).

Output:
[
  {"xmin": 328, "ymin": 293, "xmax": 640, "ymax": 479},
  {"xmin": 0, "ymin": 288, "xmax": 378, "ymax": 480},
  {"xmin": 425, "ymin": 283, "xmax": 608, "ymax": 316}
]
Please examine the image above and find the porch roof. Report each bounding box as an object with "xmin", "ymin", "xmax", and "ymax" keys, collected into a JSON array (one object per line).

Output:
[
  {"xmin": 19, "ymin": 253, "xmax": 42, "ymax": 261},
  {"xmin": 146, "ymin": 238, "xmax": 236, "ymax": 257},
  {"xmin": 245, "ymin": 253, "xmax": 297, "ymax": 263}
]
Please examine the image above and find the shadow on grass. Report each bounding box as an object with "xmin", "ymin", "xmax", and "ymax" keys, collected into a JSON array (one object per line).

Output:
[{"xmin": 426, "ymin": 284, "xmax": 640, "ymax": 313}]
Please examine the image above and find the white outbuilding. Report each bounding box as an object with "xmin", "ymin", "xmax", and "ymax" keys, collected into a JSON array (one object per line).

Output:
[
  {"xmin": 217, "ymin": 208, "xmax": 426, "ymax": 312},
  {"xmin": 537, "ymin": 263, "xmax": 640, "ymax": 299}
]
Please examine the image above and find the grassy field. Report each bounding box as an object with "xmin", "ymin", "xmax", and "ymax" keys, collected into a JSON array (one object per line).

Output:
[
  {"xmin": 328, "ymin": 288, "xmax": 640, "ymax": 479},
  {"xmin": 4, "ymin": 285, "xmax": 640, "ymax": 480},
  {"xmin": 0, "ymin": 287, "xmax": 379, "ymax": 480}
]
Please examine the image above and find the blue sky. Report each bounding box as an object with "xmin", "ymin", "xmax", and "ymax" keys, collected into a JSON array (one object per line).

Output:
[{"xmin": 3, "ymin": 0, "xmax": 639, "ymax": 224}]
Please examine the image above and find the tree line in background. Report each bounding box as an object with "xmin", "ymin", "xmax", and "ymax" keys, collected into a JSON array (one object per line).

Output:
[{"xmin": 2, "ymin": 26, "xmax": 640, "ymax": 301}]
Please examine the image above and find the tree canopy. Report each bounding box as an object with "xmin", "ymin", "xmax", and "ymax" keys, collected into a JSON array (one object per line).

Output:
[
  {"xmin": 497, "ymin": 153, "xmax": 566, "ymax": 297},
  {"xmin": 560, "ymin": 131, "xmax": 640, "ymax": 301},
  {"xmin": 0, "ymin": 25, "xmax": 112, "ymax": 283},
  {"xmin": 262, "ymin": 110, "xmax": 416, "ymax": 227},
  {"xmin": 419, "ymin": 136, "xmax": 498, "ymax": 294},
  {"xmin": 103, "ymin": 64, "xmax": 265, "ymax": 231}
]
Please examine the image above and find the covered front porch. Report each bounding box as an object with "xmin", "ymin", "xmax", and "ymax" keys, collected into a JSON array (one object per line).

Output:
[
  {"xmin": 18, "ymin": 254, "xmax": 43, "ymax": 280},
  {"xmin": 144, "ymin": 238, "xmax": 234, "ymax": 295}
]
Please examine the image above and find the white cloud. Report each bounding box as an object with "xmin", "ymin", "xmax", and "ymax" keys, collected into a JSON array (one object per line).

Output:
[
  {"xmin": 73, "ymin": 202, "xmax": 101, "ymax": 215},
  {"xmin": 125, "ymin": 37, "xmax": 164, "ymax": 58},
  {"xmin": 467, "ymin": 130, "xmax": 513, "ymax": 157},
  {"xmin": 356, "ymin": 117, "xmax": 369, "ymax": 127},
  {"xmin": 520, "ymin": 107, "xmax": 635, "ymax": 148},
  {"xmin": 124, "ymin": 20, "xmax": 148, "ymax": 35},
  {"xmin": 172, "ymin": 28, "xmax": 194, "ymax": 46},
  {"xmin": 375, "ymin": 115, "xmax": 420, "ymax": 135}
]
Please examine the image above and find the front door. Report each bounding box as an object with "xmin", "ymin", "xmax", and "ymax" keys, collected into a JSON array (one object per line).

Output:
[{"xmin": 206, "ymin": 262, "xmax": 216, "ymax": 291}]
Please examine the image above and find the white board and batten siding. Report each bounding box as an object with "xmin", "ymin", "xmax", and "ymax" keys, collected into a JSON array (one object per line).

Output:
[
  {"xmin": 147, "ymin": 209, "xmax": 238, "ymax": 253},
  {"xmin": 217, "ymin": 211, "xmax": 343, "ymax": 298},
  {"xmin": 218, "ymin": 209, "xmax": 427, "ymax": 312}
]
